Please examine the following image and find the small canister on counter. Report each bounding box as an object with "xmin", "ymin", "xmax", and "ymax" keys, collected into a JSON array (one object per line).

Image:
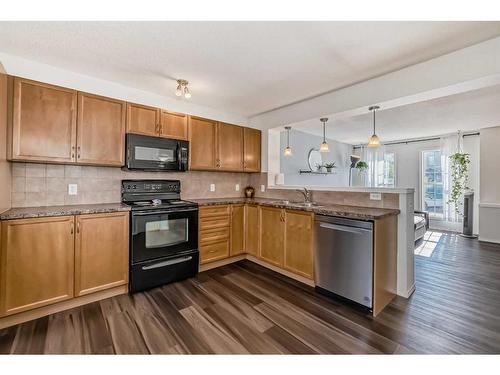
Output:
[{"xmin": 244, "ymin": 186, "xmax": 255, "ymax": 198}]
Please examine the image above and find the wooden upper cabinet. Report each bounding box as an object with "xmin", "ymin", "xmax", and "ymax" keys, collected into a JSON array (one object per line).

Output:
[
  {"xmin": 77, "ymin": 92, "xmax": 126, "ymax": 166},
  {"xmin": 259, "ymin": 206, "xmax": 284, "ymax": 267},
  {"xmin": 160, "ymin": 110, "xmax": 188, "ymax": 140},
  {"xmin": 243, "ymin": 127, "xmax": 261, "ymax": 172},
  {"xmin": 75, "ymin": 212, "xmax": 129, "ymax": 297},
  {"xmin": 218, "ymin": 122, "xmax": 244, "ymax": 171},
  {"xmin": 284, "ymin": 210, "xmax": 314, "ymax": 279},
  {"xmin": 9, "ymin": 77, "xmax": 77, "ymax": 163},
  {"xmin": 0, "ymin": 216, "xmax": 75, "ymax": 317},
  {"xmin": 126, "ymin": 102, "xmax": 160, "ymax": 136},
  {"xmin": 230, "ymin": 204, "xmax": 245, "ymax": 256},
  {"xmin": 245, "ymin": 204, "xmax": 260, "ymax": 257},
  {"xmin": 189, "ymin": 116, "xmax": 218, "ymax": 170}
]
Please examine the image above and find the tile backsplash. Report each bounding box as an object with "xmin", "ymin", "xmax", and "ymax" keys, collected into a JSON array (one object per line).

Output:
[
  {"xmin": 11, "ymin": 166, "xmax": 400, "ymax": 209},
  {"xmin": 11, "ymin": 162, "xmax": 252, "ymax": 207}
]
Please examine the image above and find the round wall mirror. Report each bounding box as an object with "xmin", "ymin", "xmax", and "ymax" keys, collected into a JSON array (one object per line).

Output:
[{"xmin": 308, "ymin": 148, "xmax": 323, "ymax": 171}]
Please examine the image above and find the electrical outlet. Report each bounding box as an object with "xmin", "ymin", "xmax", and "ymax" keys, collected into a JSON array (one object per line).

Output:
[
  {"xmin": 235, "ymin": 184, "xmax": 240, "ymax": 192},
  {"xmin": 68, "ymin": 184, "xmax": 78, "ymax": 195},
  {"xmin": 261, "ymin": 184, "xmax": 265, "ymax": 192},
  {"xmin": 210, "ymin": 184, "xmax": 216, "ymax": 192},
  {"xmin": 370, "ymin": 192, "xmax": 382, "ymax": 201}
]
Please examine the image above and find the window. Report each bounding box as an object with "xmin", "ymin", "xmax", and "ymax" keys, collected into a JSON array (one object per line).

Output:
[
  {"xmin": 375, "ymin": 152, "xmax": 396, "ymax": 188},
  {"xmin": 421, "ymin": 150, "xmax": 444, "ymax": 217}
]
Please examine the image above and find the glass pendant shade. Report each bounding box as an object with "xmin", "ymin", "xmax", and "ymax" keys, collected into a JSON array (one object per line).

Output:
[
  {"xmin": 367, "ymin": 134, "xmax": 381, "ymax": 148},
  {"xmin": 284, "ymin": 146, "xmax": 292, "ymax": 156},
  {"xmin": 175, "ymin": 84, "xmax": 183, "ymax": 97},
  {"xmin": 319, "ymin": 141, "xmax": 330, "ymax": 152}
]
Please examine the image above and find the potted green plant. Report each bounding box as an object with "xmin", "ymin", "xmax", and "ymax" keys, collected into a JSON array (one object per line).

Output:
[
  {"xmin": 355, "ymin": 161, "xmax": 368, "ymax": 173},
  {"xmin": 315, "ymin": 163, "xmax": 324, "ymax": 172},
  {"xmin": 323, "ymin": 162, "xmax": 336, "ymax": 173},
  {"xmin": 448, "ymin": 152, "xmax": 471, "ymax": 216}
]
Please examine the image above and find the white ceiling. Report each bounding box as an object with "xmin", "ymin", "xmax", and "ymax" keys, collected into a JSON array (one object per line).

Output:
[
  {"xmin": 291, "ymin": 84, "xmax": 500, "ymax": 145},
  {"xmin": 0, "ymin": 21, "xmax": 499, "ymax": 117}
]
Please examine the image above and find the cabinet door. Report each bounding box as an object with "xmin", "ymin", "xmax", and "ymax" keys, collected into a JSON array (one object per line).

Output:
[
  {"xmin": 218, "ymin": 122, "xmax": 244, "ymax": 171},
  {"xmin": 77, "ymin": 92, "xmax": 126, "ymax": 166},
  {"xmin": 243, "ymin": 127, "xmax": 261, "ymax": 172},
  {"xmin": 10, "ymin": 77, "xmax": 77, "ymax": 163},
  {"xmin": 126, "ymin": 102, "xmax": 160, "ymax": 136},
  {"xmin": 75, "ymin": 212, "xmax": 129, "ymax": 297},
  {"xmin": 189, "ymin": 116, "xmax": 218, "ymax": 170},
  {"xmin": 160, "ymin": 110, "xmax": 188, "ymax": 140},
  {"xmin": 230, "ymin": 204, "xmax": 245, "ymax": 256},
  {"xmin": 284, "ymin": 210, "xmax": 314, "ymax": 279},
  {"xmin": 245, "ymin": 205, "xmax": 260, "ymax": 257},
  {"xmin": 259, "ymin": 207, "xmax": 284, "ymax": 267},
  {"xmin": 0, "ymin": 216, "xmax": 75, "ymax": 316}
]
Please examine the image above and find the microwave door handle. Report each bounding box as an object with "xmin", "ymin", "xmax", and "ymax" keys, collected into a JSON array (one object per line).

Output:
[{"xmin": 177, "ymin": 142, "xmax": 182, "ymax": 171}]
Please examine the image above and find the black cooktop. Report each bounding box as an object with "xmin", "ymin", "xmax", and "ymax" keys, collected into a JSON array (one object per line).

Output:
[{"xmin": 124, "ymin": 199, "xmax": 197, "ymax": 211}]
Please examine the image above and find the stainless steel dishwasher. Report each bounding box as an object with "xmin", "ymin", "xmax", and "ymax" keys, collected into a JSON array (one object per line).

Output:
[{"xmin": 314, "ymin": 215, "xmax": 374, "ymax": 309}]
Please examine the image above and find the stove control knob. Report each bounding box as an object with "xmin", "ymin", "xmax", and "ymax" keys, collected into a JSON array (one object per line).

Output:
[{"xmin": 133, "ymin": 185, "xmax": 137, "ymax": 189}]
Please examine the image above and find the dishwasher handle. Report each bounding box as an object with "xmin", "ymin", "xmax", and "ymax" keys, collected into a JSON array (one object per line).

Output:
[{"xmin": 319, "ymin": 222, "xmax": 372, "ymax": 235}]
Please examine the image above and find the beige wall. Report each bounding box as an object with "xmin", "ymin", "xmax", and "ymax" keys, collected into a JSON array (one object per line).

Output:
[
  {"xmin": 479, "ymin": 126, "xmax": 500, "ymax": 243},
  {"xmin": 11, "ymin": 163, "xmax": 252, "ymax": 207},
  {"xmin": 0, "ymin": 71, "xmax": 11, "ymax": 213},
  {"xmin": 480, "ymin": 126, "xmax": 500, "ymax": 203}
]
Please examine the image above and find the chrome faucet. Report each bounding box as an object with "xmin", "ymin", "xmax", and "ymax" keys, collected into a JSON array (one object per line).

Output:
[{"xmin": 296, "ymin": 188, "xmax": 312, "ymax": 203}]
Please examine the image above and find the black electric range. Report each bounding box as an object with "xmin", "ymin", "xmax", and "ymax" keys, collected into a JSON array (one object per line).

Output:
[{"xmin": 122, "ymin": 180, "xmax": 199, "ymax": 293}]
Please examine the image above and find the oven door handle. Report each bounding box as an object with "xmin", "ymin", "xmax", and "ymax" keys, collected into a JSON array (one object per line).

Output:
[
  {"xmin": 132, "ymin": 208, "xmax": 198, "ymax": 216},
  {"xmin": 141, "ymin": 256, "xmax": 193, "ymax": 270}
]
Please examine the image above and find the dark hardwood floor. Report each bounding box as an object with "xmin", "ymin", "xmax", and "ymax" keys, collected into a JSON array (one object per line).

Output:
[{"xmin": 2, "ymin": 231, "xmax": 500, "ymax": 354}]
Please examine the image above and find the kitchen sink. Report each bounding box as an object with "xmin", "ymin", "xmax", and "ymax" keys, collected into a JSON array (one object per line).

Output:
[{"xmin": 270, "ymin": 200, "xmax": 322, "ymax": 208}]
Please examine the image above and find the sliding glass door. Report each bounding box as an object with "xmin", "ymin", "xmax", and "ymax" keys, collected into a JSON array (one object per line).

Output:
[{"xmin": 422, "ymin": 150, "xmax": 444, "ymax": 218}]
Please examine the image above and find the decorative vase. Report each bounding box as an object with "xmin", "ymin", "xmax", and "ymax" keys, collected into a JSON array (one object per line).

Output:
[{"xmin": 244, "ymin": 186, "xmax": 255, "ymax": 198}]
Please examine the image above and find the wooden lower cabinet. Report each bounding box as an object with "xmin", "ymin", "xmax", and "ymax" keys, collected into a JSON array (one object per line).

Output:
[
  {"xmin": 0, "ymin": 212, "xmax": 130, "ymax": 319},
  {"xmin": 244, "ymin": 205, "xmax": 260, "ymax": 257},
  {"xmin": 0, "ymin": 216, "xmax": 75, "ymax": 317},
  {"xmin": 199, "ymin": 205, "xmax": 231, "ymax": 264},
  {"xmin": 200, "ymin": 240, "xmax": 230, "ymax": 264},
  {"xmin": 259, "ymin": 206, "xmax": 285, "ymax": 267},
  {"xmin": 74, "ymin": 212, "xmax": 129, "ymax": 297},
  {"xmin": 284, "ymin": 210, "xmax": 314, "ymax": 279},
  {"xmin": 230, "ymin": 204, "xmax": 245, "ymax": 256}
]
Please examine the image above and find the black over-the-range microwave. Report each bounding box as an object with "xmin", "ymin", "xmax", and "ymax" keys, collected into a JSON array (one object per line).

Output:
[{"xmin": 124, "ymin": 133, "xmax": 189, "ymax": 171}]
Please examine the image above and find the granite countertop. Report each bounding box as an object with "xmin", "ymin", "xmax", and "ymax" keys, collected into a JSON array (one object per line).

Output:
[
  {"xmin": 191, "ymin": 197, "xmax": 400, "ymax": 220},
  {"xmin": 0, "ymin": 203, "xmax": 131, "ymax": 220}
]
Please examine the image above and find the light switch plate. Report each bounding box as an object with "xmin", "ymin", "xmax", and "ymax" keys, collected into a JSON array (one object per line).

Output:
[
  {"xmin": 261, "ymin": 184, "xmax": 265, "ymax": 192},
  {"xmin": 235, "ymin": 184, "xmax": 240, "ymax": 192},
  {"xmin": 68, "ymin": 184, "xmax": 78, "ymax": 195},
  {"xmin": 210, "ymin": 184, "xmax": 216, "ymax": 192},
  {"xmin": 370, "ymin": 192, "xmax": 382, "ymax": 201}
]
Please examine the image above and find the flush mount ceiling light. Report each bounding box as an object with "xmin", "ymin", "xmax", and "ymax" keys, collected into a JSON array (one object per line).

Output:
[
  {"xmin": 175, "ymin": 79, "xmax": 191, "ymax": 99},
  {"xmin": 284, "ymin": 126, "xmax": 292, "ymax": 157},
  {"xmin": 367, "ymin": 105, "xmax": 381, "ymax": 148},
  {"xmin": 319, "ymin": 118, "xmax": 330, "ymax": 153}
]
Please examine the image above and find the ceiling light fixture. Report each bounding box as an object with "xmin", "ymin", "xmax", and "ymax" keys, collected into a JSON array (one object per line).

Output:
[
  {"xmin": 284, "ymin": 126, "xmax": 292, "ymax": 157},
  {"xmin": 319, "ymin": 118, "xmax": 330, "ymax": 153},
  {"xmin": 175, "ymin": 79, "xmax": 191, "ymax": 99},
  {"xmin": 367, "ymin": 105, "xmax": 381, "ymax": 148}
]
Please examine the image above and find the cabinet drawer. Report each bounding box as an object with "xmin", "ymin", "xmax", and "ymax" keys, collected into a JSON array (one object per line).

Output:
[
  {"xmin": 200, "ymin": 216, "xmax": 230, "ymax": 230},
  {"xmin": 200, "ymin": 240, "xmax": 230, "ymax": 264},
  {"xmin": 200, "ymin": 228, "xmax": 230, "ymax": 244},
  {"xmin": 199, "ymin": 205, "xmax": 230, "ymax": 218}
]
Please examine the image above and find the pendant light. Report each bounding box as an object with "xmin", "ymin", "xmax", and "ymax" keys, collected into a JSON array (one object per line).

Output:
[
  {"xmin": 319, "ymin": 118, "xmax": 330, "ymax": 153},
  {"xmin": 284, "ymin": 126, "xmax": 292, "ymax": 156},
  {"xmin": 367, "ymin": 105, "xmax": 381, "ymax": 148}
]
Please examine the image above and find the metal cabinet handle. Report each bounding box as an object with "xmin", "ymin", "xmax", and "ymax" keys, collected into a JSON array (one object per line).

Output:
[
  {"xmin": 77, "ymin": 221, "xmax": 80, "ymax": 234},
  {"xmin": 77, "ymin": 146, "xmax": 81, "ymax": 159},
  {"xmin": 70, "ymin": 221, "xmax": 74, "ymax": 235}
]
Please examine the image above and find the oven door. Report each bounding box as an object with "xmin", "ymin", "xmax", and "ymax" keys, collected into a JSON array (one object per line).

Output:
[
  {"xmin": 126, "ymin": 133, "xmax": 188, "ymax": 171},
  {"xmin": 131, "ymin": 208, "xmax": 198, "ymax": 263}
]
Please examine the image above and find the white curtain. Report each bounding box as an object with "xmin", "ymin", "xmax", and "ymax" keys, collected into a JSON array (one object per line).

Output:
[
  {"xmin": 361, "ymin": 145, "xmax": 386, "ymax": 187},
  {"xmin": 440, "ymin": 133, "xmax": 463, "ymax": 223}
]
